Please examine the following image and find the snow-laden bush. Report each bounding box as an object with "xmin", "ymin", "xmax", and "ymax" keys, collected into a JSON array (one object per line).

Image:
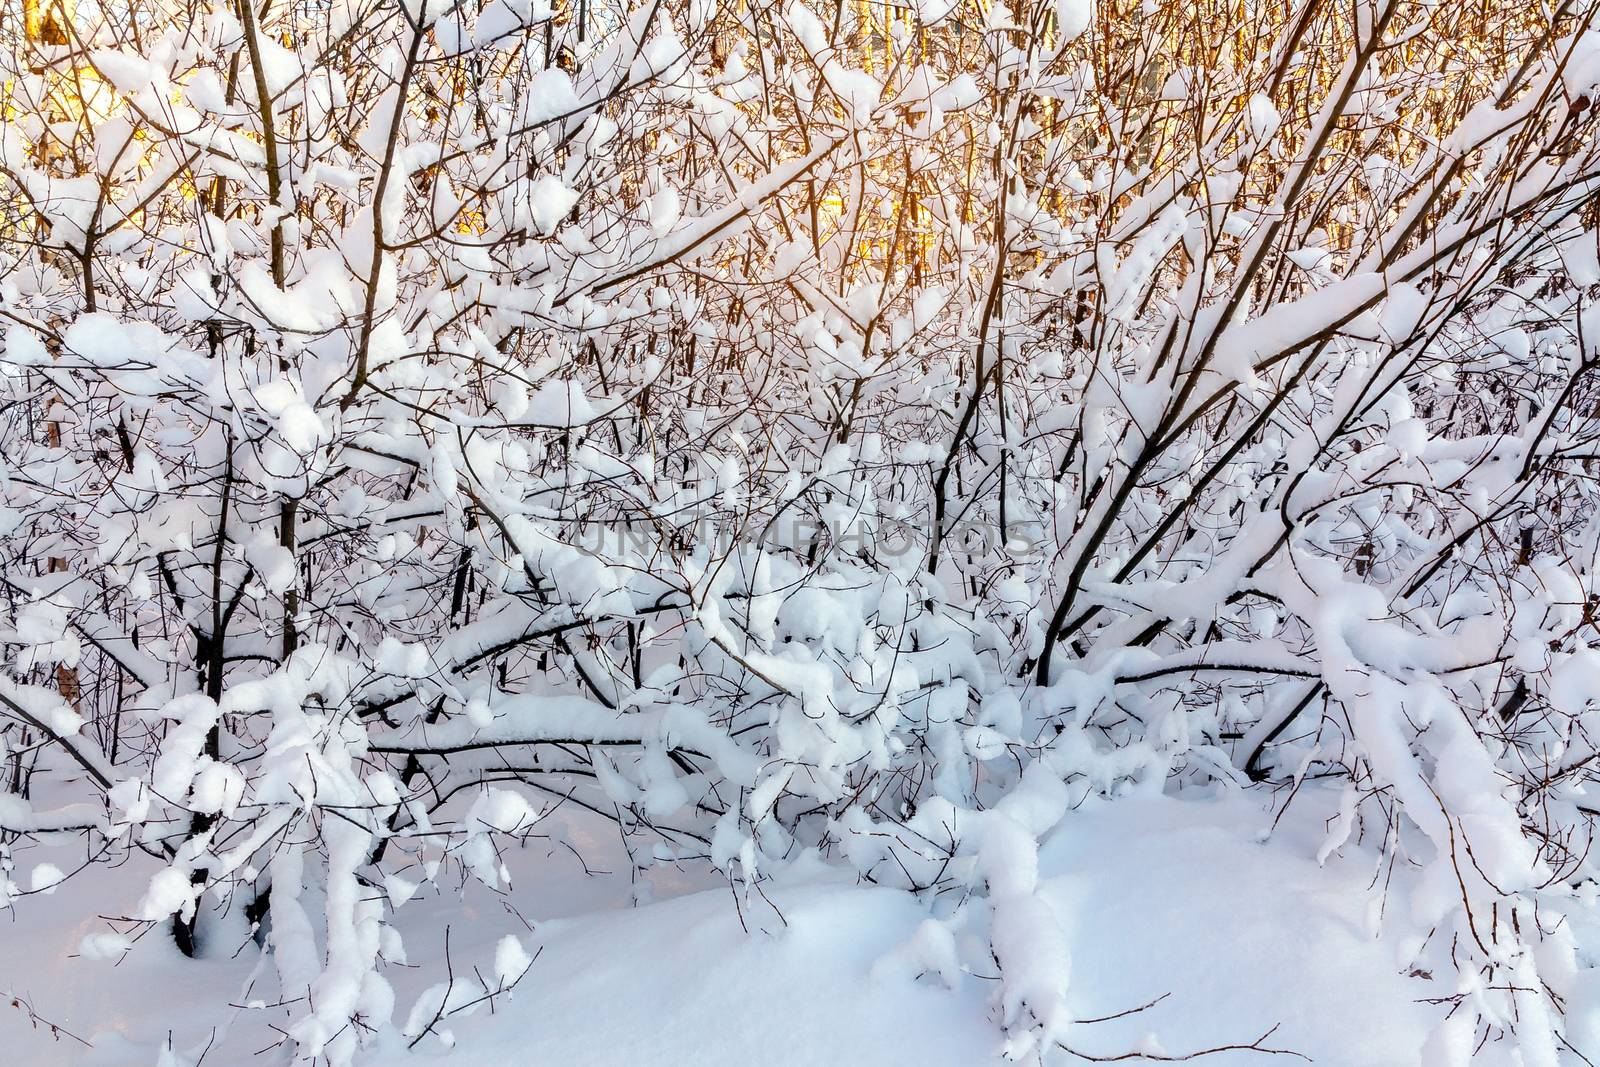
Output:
[{"xmin": 5, "ymin": 0, "xmax": 1600, "ymax": 1061}]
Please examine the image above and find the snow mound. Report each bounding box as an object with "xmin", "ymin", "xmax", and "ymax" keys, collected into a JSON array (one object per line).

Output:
[
  {"xmin": 0, "ymin": 792, "xmax": 1445, "ymax": 1066},
  {"xmin": 1036, "ymin": 792, "xmax": 1436, "ymax": 1065}
]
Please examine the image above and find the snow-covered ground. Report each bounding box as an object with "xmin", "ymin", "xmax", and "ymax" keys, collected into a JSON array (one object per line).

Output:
[{"xmin": 2, "ymin": 787, "xmax": 1462, "ymax": 1065}]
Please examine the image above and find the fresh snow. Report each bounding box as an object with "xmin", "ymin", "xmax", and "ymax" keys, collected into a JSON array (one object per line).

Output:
[
  {"xmin": 5, "ymin": 2, "xmax": 1600, "ymax": 1063},
  {"xmin": 1, "ymin": 791, "xmax": 1451, "ymax": 1065}
]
